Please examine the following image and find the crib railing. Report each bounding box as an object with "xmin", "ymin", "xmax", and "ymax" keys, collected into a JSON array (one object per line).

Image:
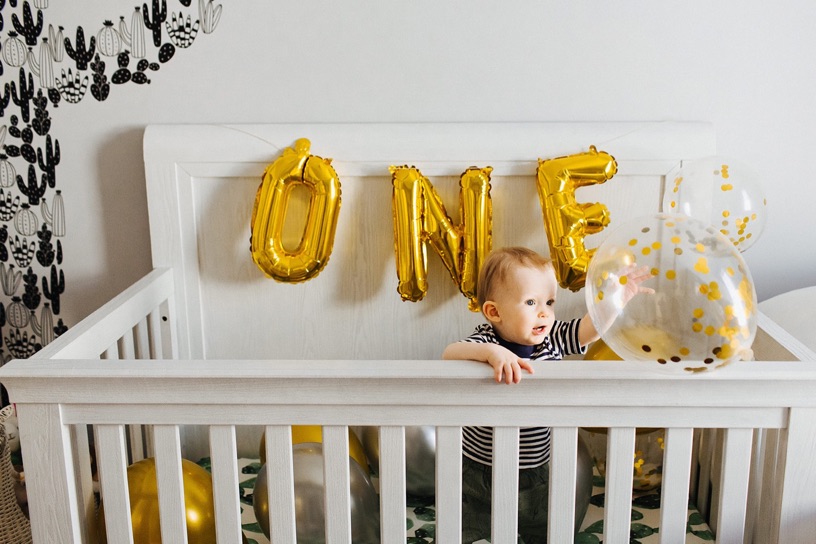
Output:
[{"xmin": 2, "ymin": 268, "xmax": 816, "ymax": 544}]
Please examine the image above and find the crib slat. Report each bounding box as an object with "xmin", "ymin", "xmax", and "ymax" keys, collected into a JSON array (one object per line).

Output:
[
  {"xmin": 153, "ymin": 425, "xmax": 188, "ymax": 544},
  {"xmin": 436, "ymin": 426, "xmax": 462, "ymax": 544},
  {"xmin": 159, "ymin": 296, "xmax": 179, "ymax": 359},
  {"xmin": 119, "ymin": 332, "xmax": 136, "ymax": 359},
  {"xmin": 147, "ymin": 307, "xmax": 163, "ymax": 359},
  {"xmin": 604, "ymin": 427, "xmax": 635, "ymax": 544},
  {"xmin": 548, "ymin": 427, "xmax": 578, "ymax": 543},
  {"xmin": 757, "ymin": 428, "xmax": 782, "ymax": 544},
  {"xmin": 134, "ymin": 317, "xmax": 151, "ymax": 359},
  {"xmin": 777, "ymin": 407, "xmax": 816, "ymax": 543},
  {"xmin": 492, "ymin": 426, "xmax": 519, "ymax": 544},
  {"xmin": 97, "ymin": 424, "xmax": 135, "ymax": 544},
  {"xmin": 323, "ymin": 425, "xmax": 352, "ymax": 544},
  {"xmin": 70, "ymin": 423, "xmax": 97, "ymax": 544},
  {"xmin": 379, "ymin": 426, "xmax": 407, "ymax": 544},
  {"xmin": 716, "ymin": 428, "xmax": 752, "ymax": 543},
  {"xmin": 210, "ymin": 425, "xmax": 243, "ymax": 544},
  {"xmin": 265, "ymin": 425, "xmax": 297, "ymax": 544},
  {"xmin": 659, "ymin": 427, "xmax": 693, "ymax": 543},
  {"xmin": 15, "ymin": 403, "xmax": 85, "ymax": 543}
]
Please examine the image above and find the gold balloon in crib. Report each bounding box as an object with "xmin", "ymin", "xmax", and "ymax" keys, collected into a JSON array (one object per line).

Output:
[
  {"xmin": 250, "ymin": 138, "xmax": 342, "ymax": 282},
  {"xmin": 258, "ymin": 424, "xmax": 368, "ymax": 470},
  {"xmin": 663, "ymin": 155, "xmax": 767, "ymax": 252},
  {"xmin": 98, "ymin": 457, "xmax": 216, "ymax": 544},
  {"xmin": 585, "ymin": 213, "xmax": 757, "ymax": 372}
]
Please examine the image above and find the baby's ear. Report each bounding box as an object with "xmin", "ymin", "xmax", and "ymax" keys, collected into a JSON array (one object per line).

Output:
[{"xmin": 483, "ymin": 301, "xmax": 501, "ymax": 323}]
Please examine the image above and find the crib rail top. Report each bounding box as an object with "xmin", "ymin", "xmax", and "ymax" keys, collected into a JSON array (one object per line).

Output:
[{"xmin": 2, "ymin": 357, "xmax": 816, "ymax": 411}]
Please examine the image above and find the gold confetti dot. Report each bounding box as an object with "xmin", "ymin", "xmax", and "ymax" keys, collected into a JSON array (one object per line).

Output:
[
  {"xmin": 695, "ymin": 243, "xmax": 705, "ymax": 253},
  {"xmin": 692, "ymin": 322, "xmax": 703, "ymax": 333},
  {"xmin": 722, "ymin": 210, "xmax": 731, "ymax": 217},
  {"xmin": 651, "ymin": 242, "xmax": 662, "ymax": 250},
  {"xmin": 650, "ymin": 267, "xmax": 659, "ymax": 276},
  {"xmin": 726, "ymin": 267, "xmax": 735, "ymax": 276},
  {"xmin": 642, "ymin": 247, "xmax": 651, "ymax": 256},
  {"xmin": 705, "ymin": 325, "xmax": 715, "ymax": 336},
  {"xmin": 671, "ymin": 236, "xmax": 681, "ymax": 244},
  {"xmin": 693, "ymin": 308, "xmax": 704, "ymax": 318},
  {"xmin": 619, "ymin": 276, "xmax": 628, "ymax": 285},
  {"xmin": 680, "ymin": 347, "xmax": 690, "ymax": 356},
  {"xmin": 666, "ymin": 270, "xmax": 676, "ymax": 280},
  {"xmin": 597, "ymin": 292, "xmax": 604, "ymax": 301},
  {"xmin": 721, "ymin": 183, "xmax": 733, "ymax": 191},
  {"xmin": 629, "ymin": 239, "xmax": 638, "ymax": 246},
  {"xmin": 694, "ymin": 257, "xmax": 710, "ymax": 274},
  {"xmin": 674, "ymin": 248, "xmax": 683, "ymax": 255}
]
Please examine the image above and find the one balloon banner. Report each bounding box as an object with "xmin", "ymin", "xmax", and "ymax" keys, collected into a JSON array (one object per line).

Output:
[
  {"xmin": 390, "ymin": 165, "xmax": 493, "ymax": 310},
  {"xmin": 536, "ymin": 146, "xmax": 617, "ymax": 291},
  {"xmin": 250, "ymin": 138, "xmax": 341, "ymax": 282}
]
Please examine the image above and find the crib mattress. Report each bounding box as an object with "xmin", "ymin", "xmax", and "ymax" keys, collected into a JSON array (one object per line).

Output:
[{"xmin": 209, "ymin": 458, "xmax": 714, "ymax": 544}]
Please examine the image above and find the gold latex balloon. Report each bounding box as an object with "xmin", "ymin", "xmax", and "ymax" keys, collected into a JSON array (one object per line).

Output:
[
  {"xmin": 98, "ymin": 458, "xmax": 216, "ymax": 544},
  {"xmin": 250, "ymin": 138, "xmax": 342, "ymax": 282},
  {"xmin": 253, "ymin": 444, "xmax": 380, "ymax": 544},
  {"xmin": 664, "ymin": 156, "xmax": 766, "ymax": 252},
  {"xmin": 390, "ymin": 165, "xmax": 493, "ymax": 310},
  {"xmin": 536, "ymin": 146, "xmax": 617, "ymax": 291},
  {"xmin": 259, "ymin": 425, "xmax": 368, "ymax": 469},
  {"xmin": 583, "ymin": 338, "xmax": 623, "ymax": 361},
  {"xmin": 585, "ymin": 213, "xmax": 757, "ymax": 372}
]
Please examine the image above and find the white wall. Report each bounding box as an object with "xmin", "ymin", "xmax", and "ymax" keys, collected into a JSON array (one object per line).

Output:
[{"xmin": 3, "ymin": 0, "xmax": 815, "ymax": 334}]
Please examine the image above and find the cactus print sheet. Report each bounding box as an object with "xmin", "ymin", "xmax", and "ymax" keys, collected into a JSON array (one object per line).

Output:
[{"xmin": 212, "ymin": 458, "xmax": 714, "ymax": 544}]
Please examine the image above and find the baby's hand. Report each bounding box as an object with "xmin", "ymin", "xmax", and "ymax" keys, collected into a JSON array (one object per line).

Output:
[
  {"xmin": 620, "ymin": 264, "xmax": 655, "ymax": 305},
  {"xmin": 486, "ymin": 347, "xmax": 534, "ymax": 384}
]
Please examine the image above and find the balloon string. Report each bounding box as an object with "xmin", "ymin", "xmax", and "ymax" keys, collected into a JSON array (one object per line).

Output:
[
  {"xmin": 215, "ymin": 124, "xmax": 285, "ymax": 153},
  {"xmin": 592, "ymin": 121, "xmax": 668, "ymax": 150}
]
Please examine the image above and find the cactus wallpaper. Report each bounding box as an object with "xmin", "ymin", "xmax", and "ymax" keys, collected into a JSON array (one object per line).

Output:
[{"xmin": 0, "ymin": 0, "xmax": 223, "ymax": 405}]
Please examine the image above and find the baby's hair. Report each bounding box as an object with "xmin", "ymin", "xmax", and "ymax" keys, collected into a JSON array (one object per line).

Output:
[{"xmin": 477, "ymin": 247, "xmax": 553, "ymax": 309}]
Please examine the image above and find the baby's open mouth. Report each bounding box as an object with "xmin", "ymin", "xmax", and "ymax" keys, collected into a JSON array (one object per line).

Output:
[{"xmin": 533, "ymin": 325, "xmax": 546, "ymax": 334}]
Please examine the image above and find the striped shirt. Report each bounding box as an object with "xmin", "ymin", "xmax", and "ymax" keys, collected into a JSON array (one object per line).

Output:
[{"xmin": 460, "ymin": 319, "xmax": 585, "ymax": 468}]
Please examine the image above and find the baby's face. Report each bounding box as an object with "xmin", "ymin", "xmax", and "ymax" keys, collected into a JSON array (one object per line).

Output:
[{"xmin": 490, "ymin": 265, "xmax": 558, "ymax": 346}]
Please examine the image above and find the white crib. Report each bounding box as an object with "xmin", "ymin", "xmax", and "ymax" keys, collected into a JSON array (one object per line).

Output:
[{"xmin": 1, "ymin": 122, "xmax": 815, "ymax": 544}]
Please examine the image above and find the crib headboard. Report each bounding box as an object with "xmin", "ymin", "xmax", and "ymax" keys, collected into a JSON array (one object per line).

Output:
[{"xmin": 143, "ymin": 122, "xmax": 716, "ymax": 360}]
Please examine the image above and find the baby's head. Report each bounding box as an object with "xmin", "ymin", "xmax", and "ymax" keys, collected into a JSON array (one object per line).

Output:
[
  {"xmin": 477, "ymin": 247, "xmax": 555, "ymax": 310},
  {"xmin": 477, "ymin": 247, "xmax": 559, "ymax": 345}
]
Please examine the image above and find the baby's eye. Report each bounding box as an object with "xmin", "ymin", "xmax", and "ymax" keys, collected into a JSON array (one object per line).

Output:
[
  {"xmin": 525, "ymin": 299, "xmax": 536, "ymax": 306},
  {"xmin": 546, "ymin": 299, "xmax": 555, "ymax": 306}
]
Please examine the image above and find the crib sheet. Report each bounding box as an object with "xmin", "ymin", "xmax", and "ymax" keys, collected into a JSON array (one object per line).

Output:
[{"xmin": 209, "ymin": 458, "xmax": 714, "ymax": 544}]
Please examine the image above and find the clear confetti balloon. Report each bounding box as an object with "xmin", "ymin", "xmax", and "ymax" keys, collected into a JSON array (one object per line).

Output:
[
  {"xmin": 586, "ymin": 213, "xmax": 757, "ymax": 372},
  {"xmin": 663, "ymin": 155, "xmax": 767, "ymax": 252}
]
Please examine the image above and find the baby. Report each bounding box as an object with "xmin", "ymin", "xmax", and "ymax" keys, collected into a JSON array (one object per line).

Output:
[{"xmin": 442, "ymin": 246, "xmax": 652, "ymax": 543}]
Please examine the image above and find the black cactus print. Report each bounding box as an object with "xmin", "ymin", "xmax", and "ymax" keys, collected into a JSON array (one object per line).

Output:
[{"xmin": 0, "ymin": 0, "xmax": 225, "ymax": 379}]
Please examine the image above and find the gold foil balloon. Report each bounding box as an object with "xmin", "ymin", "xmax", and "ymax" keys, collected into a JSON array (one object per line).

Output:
[
  {"xmin": 536, "ymin": 146, "xmax": 617, "ymax": 291},
  {"xmin": 663, "ymin": 156, "xmax": 767, "ymax": 252},
  {"xmin": 98, "ymin": 458, "xmax": 216, "ymax": 544},
  {"xmin": 585, "ymin": 213, "xmax": 757, "ymax": 372},
  {"xmin": 253, "ymin": 444, "xmax": 380, "ymax": 544},
  {"xmin": 390, "ymin": 165, "xmax": 493, "ymax": 310},
  {"xmin": 259, "ymin": 425, "xmax": 368, "ymax": 470},
  {"xmin": 250, "ymin": 138, "xmax": 342, "ymax": 282}
]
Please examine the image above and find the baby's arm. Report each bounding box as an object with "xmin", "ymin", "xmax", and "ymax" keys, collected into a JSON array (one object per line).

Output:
[
  {"xmin": 443, "ymin": 341, "xmax": 534, "ymax": 384},
  {"xmin": 578, "ymin": 264, "xmax": 655, "ymax": 346}
]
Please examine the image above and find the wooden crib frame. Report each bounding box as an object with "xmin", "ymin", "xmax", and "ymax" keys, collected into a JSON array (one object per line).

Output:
[{"xmin": 2, "ymin": 123, "xmax": 816, "ymax": 544}]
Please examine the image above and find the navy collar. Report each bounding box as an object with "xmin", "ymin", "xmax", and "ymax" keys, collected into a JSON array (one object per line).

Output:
[{"xmin": 494, "ymin": 331, "xmax": 536, "ymax": 359}]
